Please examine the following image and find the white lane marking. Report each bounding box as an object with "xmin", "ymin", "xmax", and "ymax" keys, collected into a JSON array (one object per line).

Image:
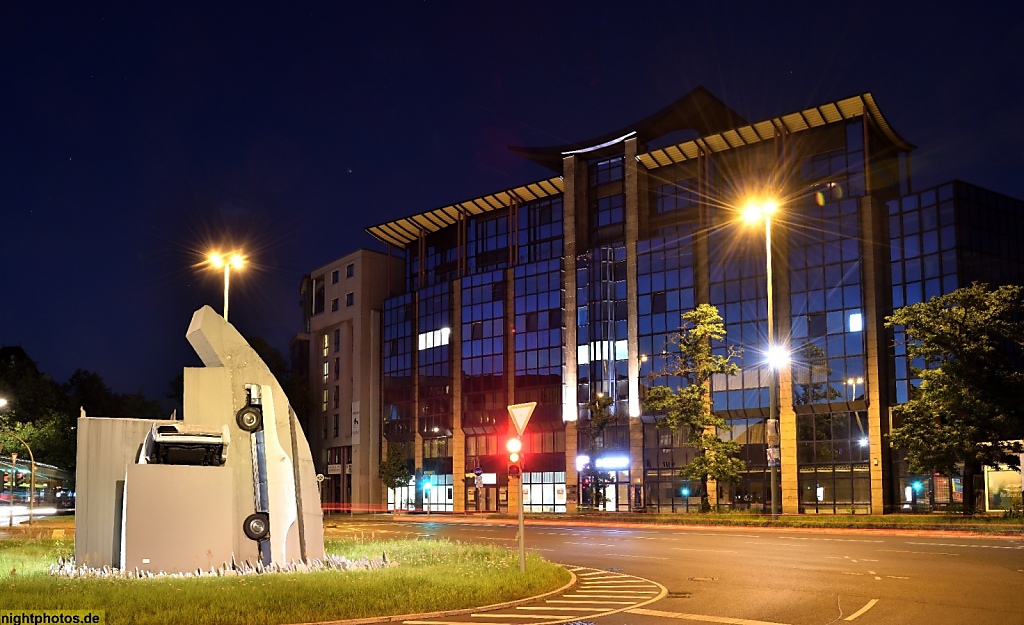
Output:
[
  {"xmin": 516, "ymin": 602, "xmax": 602, "ymax": 606},
  {"xmin": 672, "ymin": 547, "xmax": 736, "ymax": 553},
  {"xmin": 406, "ymin": 621, "xmax": 516, "ymax": 624},
  {"xmin": 844, "ymin": 598, "xmax": 878, "ymax": 621},
  {"xmin": 472, "ymin": 614, "xmax": 577, "ymax": 619},
  {"xmin": 546, "ymin": 600, "xmax": 636, "ymax": 604},
  {"xmin": 566, "ymin": 541, "xmax": 615, "ymax": 547},
  {"xmin": 605, "ymin": 553, "xmax": 670, "ymax": 559},
  {"xmin": 675, "ymin": 532, "xmax": 761, "ymax": 538},
  {"xmin": 907, "ymin": 541, "xmax": 1024, "ymax": 550},
  {"xmin": 878, "ymin": 549, "xmax": 958, "ymax": 556},
  {"xmin": 627, "ymin": 607, "xmax": 790, "ymax": 625},
  {"xmin": 566, "ymin": 591, "xmax": 657, "ymax": 595}
]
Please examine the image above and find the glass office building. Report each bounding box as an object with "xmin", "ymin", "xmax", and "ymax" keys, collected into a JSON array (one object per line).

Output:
[{"xmin": 363, "ymin": 88, "xmax": 1024, "ymax": 514}]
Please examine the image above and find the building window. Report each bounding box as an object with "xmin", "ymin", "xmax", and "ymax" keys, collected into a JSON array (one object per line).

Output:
[
  {"xmin": 417, "ymin": 327, "xmax": 451, "ymax": 351},
  {"xmin": 323, "ymin": 361, "xmax": 329, "ymax": 383},
  {"xmin": 333, "ymin": 386, "xmax": 340, "ymax": 409},
  {"xmin": 322, "ymin": 389, "xmax": 328, "ymax": 412},
  {"xmin": 334, "ymin": 357, "xmax": 340, "ymax": 381},
  {"xmin": 334, "ymin": 329, "xmax": 341, "ymax": 352},
  {"xmin": 346, "ymin": 292, "xmax": 355, "ymax": 307},
  {"xmin": 322, "ymin": 334, "xmax": 329, "ymax": 357},
  {"xmin": 331, "ymin": 270, "xmax": 339, "ymax": 284},
  {"xmin": 333, "ymin": 414, "xmax": 339, "ymax": 437},
  {"xmin": 346, "ymin": 263, "xmax": 355, "ymax": 278},
  {"xmin": 331, "ymin": 298, "xmax": 339, "ymax": 312},
  {"xmin": 322, "ymin": 415, "xmax": 328, "ymax": 440}
]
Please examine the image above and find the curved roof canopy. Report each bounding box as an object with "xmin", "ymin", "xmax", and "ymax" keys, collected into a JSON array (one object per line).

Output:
[
  {"xmin": 366, "ymin": 91, "xmax": 912, "ymax": 249},
  {"xmin": 637, "ymin": 92, "xmax": 913, "ymax": 170},
  {"xmin": 509, "ymin": 86, "xmax": 748, "ymax": 171},
  {"xmin": 365, "ymin": 177, "xmax": 564, "ymax": 248}
]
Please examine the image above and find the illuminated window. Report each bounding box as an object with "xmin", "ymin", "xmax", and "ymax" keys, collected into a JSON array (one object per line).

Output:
[
  {"xmin": 322, "ymin": 389, "xmax": 328, "ymax": 412},
  {"xmin": 417, "ymin": 327, "xmax": 451, "ymax": 351},
  {"xmin": 322, "ymin": 334, "xmax": 329, "ymax": 357},
  {"xmin": 848, "ymin": 312, "xmax": 863, "ymax": 332},
  {"xmin": 322, "ymin": 361, "xmax": 329, "ymax": 383}
]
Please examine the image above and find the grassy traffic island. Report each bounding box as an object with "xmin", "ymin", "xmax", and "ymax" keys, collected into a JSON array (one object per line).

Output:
[{"xmin": 0, "ymin": 524, "xmax": 570, "ymax": 625}]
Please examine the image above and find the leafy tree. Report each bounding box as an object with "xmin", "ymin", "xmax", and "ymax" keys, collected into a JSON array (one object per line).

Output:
[
  {"xmin": 642, "ymin": 304, "xmax": 745, "ymax": 512},
  {"xmin": 378, "ymin": 446, "xmax": 414, "ymax": 495},
  {"xmin": 579, "ymin": 392, "xmax": 615, "ymax": 509},
  {"xmin": 885, "ymin": 283, "xmax": 1024, "ymax": 515}
]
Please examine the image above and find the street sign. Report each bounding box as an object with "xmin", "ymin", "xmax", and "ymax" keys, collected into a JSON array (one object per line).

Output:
[
  {"xmin": 474, "ymin": 475, "xmax": 483, "ymax": 489},
  {"xmin": 473, "ymin": 466, "xmax": 483, "ymax": 476},
  {"xmin": 507, "ymin": 402, "xmax": 537, "ymax": 436}
]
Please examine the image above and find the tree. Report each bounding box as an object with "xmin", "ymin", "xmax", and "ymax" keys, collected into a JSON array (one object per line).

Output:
[
  {"xmin": 378, "ymin": 445, "xmax": 414, "ymax": 511},
  {"xmin": 580, "ymin": 392, "xmax": 615, "ymax": 509},
  {"xmin": 642, "ymin": 304, "xmax": 745, "ymax": 512},
  {"xmin": 885, "ymin": 283, "xmax": 1024, "ymax": 515}
]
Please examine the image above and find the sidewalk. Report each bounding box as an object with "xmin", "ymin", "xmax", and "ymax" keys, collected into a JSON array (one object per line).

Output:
[{"xmin": 372, "ymin": 510, "xmax": 1024, "ymax": 539}]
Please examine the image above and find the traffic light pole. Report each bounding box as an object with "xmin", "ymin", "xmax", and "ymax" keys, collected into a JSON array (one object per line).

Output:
[{"xmin": 516, "ymin": 475, "xmax": 525, "ymax": 572}]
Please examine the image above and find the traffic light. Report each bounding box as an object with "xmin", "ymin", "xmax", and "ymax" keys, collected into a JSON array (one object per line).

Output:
[{"xmin": 506, "ymin": 437, "xmax": 522, "ymax": 478}]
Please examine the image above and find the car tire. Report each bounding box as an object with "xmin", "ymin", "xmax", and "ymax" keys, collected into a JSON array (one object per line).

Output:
[
  {"xmin": 243, "ymin": 512, "xmax": 270, "ymax": 541},
  {"xmin": 236, "ymin": 406, "xmax": 263, "ymax": 433}
]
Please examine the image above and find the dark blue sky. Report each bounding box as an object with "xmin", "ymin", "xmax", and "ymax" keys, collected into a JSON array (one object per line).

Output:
[{"xmin": 2, "ymin": 2, "xmax": 1022, "ymax": 405}]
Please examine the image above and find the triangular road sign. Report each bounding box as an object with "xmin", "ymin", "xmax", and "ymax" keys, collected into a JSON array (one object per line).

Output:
[{"xmin": 507, "ymin": 402, "xmax": 537, "ymax": 437}]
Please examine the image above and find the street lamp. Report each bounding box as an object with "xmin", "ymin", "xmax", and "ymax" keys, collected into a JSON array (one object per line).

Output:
[
  {"xmin": 846, "ymin": 377, "xmax": 864, "ymax": 401},
  {"xmin": 208, "ymin": 251, "xmax": 245, "ymax": 322},
  {"xmin": 0, "ymin": 413, "xmax": 36, "ymax": 526},
  {"xmin": 743, "ymin": 198, "xmax": 786, "ymax": 520}
]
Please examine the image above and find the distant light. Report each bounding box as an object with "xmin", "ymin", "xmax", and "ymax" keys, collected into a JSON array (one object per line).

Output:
[
  {"xmin": 0, "ymin": 398, "xmax": 7, "ymax": 408},
  {"xmin": 766, "ymin": 345, "xmax": 790, "ymax": 369},
  {"xmin": 681, "ymin": 488, "xmax": 690, "ymax": 497},
  {"xmin": 912, "ymin": 481, "xmax": 923, "ymax": 492},
  {"xmin": 858, "ymin": 438, "xmax": 869, "ymax": 447},
  {"xmin": 594, "ymin": 456, "xmax": 630, "ymax": 470},
  {"xmin": 422, "ymin": 479, "xmax": 432, "ymax": 492},
  {"xmin": 848, "ymin": 312, "xmax": 863, "ymax": 332},
  {"xmin": 576, "ymin": 454, "xmax": 590, "ymax": 472}
]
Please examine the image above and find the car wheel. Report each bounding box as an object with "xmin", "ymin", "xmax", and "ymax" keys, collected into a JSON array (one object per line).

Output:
[
  {"xmin": 236, "ymin": 406, "xmax": 263, "ymax": 433},
  {"xmin": 243, "ymin": 512, "xmax": 270, "ymax": 541}
]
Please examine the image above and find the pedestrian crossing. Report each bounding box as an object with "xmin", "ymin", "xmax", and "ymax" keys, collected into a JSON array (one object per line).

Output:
[{"xmin": 403, "ymin": 566, "xmax": 666, "ymax": 625}]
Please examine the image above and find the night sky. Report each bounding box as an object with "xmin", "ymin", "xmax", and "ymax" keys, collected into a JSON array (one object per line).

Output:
[{"xmin": 2, "ymin": 3, "xmax": 1022, "ymax": 408}]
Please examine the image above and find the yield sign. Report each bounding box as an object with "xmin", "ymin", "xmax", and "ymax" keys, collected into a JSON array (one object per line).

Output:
[{"xmin": 507, "ymin": 402, "xmax": 537, "ymax": 437}]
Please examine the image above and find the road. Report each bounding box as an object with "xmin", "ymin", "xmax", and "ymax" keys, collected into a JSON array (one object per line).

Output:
[{"xmin": 328, "ymin": 517, "xmax": 1024, "ymax": 625}]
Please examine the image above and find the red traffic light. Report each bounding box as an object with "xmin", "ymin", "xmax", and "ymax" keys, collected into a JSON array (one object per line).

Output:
[{"xmin": 508, "ymin": 463, "xmax": 521, "ymax": 478}]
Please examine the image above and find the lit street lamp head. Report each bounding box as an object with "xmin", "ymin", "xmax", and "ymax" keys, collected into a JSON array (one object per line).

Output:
[
  {"xmin": 208, "ymin": 251, "xmax": 245, "ymax": 270},
  {"xmin": 742, "ymin": 198, "xmax": 779, "ymax": 223},
  {"xmin": 765, "ymin": 344, "xmax": 790, "ymax": 370}
]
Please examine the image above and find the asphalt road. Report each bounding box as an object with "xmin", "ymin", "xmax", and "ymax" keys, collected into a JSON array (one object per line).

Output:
[{"xmin": 329, "ymin": 517, "xmax": 1024, "ymax": 625}]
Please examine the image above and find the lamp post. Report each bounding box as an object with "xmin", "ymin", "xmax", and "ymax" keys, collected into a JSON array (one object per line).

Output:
[
  {"xmin": 208, "ymin": 251, "xmax": 245, "ymax": 322},
  {"xmin": 743, "ymin": 200, "xmax": 787, "ymax": 520},
  {"xmin": 3, "ymin": 435, "xmax": 36, "ymax": 526}
]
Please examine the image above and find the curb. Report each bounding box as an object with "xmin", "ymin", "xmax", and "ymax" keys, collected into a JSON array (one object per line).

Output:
[
  {"xmin": 378, "ymin": 513, "xmax": 1024, "ymax": 540},
  {"xmin": 290, "ymin": 566, "xmax": 578, "ymax": 625}
]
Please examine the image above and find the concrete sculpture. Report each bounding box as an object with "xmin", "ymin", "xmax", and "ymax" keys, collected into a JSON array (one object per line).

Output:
[{"xmin": 75, "ymin": 306, "xmax": 323, "ymax": 573}]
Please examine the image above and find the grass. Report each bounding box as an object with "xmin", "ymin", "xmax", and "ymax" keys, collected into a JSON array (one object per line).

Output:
[{"xmin": 0, "ymin": 535, "xmax": 569, "ymax": 625}]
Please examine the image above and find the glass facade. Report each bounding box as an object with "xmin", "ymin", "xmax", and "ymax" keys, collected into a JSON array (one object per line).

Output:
[{"xmin": 368, "ymin": 94, "xmax": 1022, "ymax": 516}]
